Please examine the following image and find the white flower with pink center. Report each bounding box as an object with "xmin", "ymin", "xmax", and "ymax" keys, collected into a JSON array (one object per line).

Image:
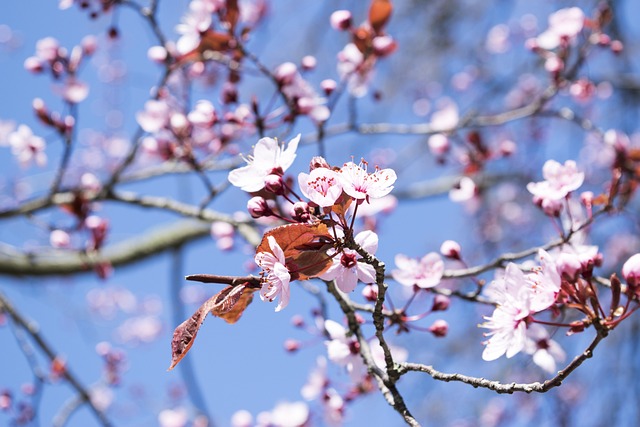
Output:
[
  {"xmin": 339, "ymin": 161, "xmax": 396, "ymax": 201},
  {"xmin": 136, "ymin": 99, "xmax": 172, "ymax": 133},
  {"xmin": 526, "ymin": 159, "xmax": 584, "ymax": 201},
  {"xmin": 175, "ymin": 0, "xmax": 213, "ymax": 55},
  {"xmin": 228, "ymin": 134, "xmax": 300, "ymax": 192},
  {"xmin": 392, "ymin": 252, "xmax": 444, "ymax": 289},
  {"xmin": 298, "ymin": 168, "xmax": 343, "ymax": 207},
  {"xmin": 320, "ymin": 230, "xmax": 377, "ymax": 293},
  {"xmin": 255, "ymin": 236, "xmax": 291, "ymax": 312}
]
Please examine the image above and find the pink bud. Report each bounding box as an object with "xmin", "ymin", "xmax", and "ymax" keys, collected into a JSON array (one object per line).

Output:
[
  {"xmin": 291, "ymin": 201, "xmax": 311, "ymax": 223},
  {"xmin": 330, "ymin": 10, "xmax": 352, "ymax": 31},
  {"xmin": 0, "ymin": 390, "xmax": 11, "ymax": 410},
  {"xmin": 545, "ymin": 56, "xmax": 563, "ymax": 73},
  {"xmin": 431, "ymin": 295, "xmax": 450, "ymax": 312},
  {"xmin": 610, "ymin": 40, "xmax": 623, "ymax": 54},
  {"xmin": 264, "ymin": 174, "xmax": 284, "ymax": 195},
  {"xmin": 50, "ymin": 229, "xmax": 71, "ymax": 248},
  {"xmin": 36, "ymin": 37, "xmax": 60, "ymax": 61},
  {"xmin": 284, "ymin": 339, "xmax": 300, "ymax": 352},
  {"xmin": 440, "ymin": 240, "xmax": 461, "ymax": 259},
  {"xmin": 499, "ymin": 139, "xmax": 516, "ymax": 156},
  {"xmin": 247, "ymin": 196, "xmax": 272, "ymax": 218},
  {"xmin": 81, "ymin": 35, "xmax": 98, "ymax": 55},
  {"xmin": 148, "ymin": 45, "xmax": 168, "ymax": 63},
  {"xmin": 622, "ymin": 254, "xmax": 640, "ymax": 286},
  {"xmin": 361, "ymin": 284, "xmax": 378, "ymax": 302},
  {"xmin": 274, "ymin": 62, "xmax": 298, "ymax": 85},
  {"xmin": 428, "ymin": 319, "xmax": 449, "ymax": 337},
  {"xmin": 320, "ymin": 79, "xmax": 337, "ymax": 95},
  {"xmin": 372, "ymin": 35, "xmax": 396, "ymax": 57},
  {"xmin": 541, "ymin": 197, "xmax": 563, "ymax": 217},
  {"xmin": 291, "ymin": 315, "xmax": 305, "ymax": 328},
  {"xmin": 24, "ymin": 56, "xmax": 44, "ymax": 73},
  {"xmin": 428, "ymin": 133, "xmax": 449, "ymax": 155},
  {"xmin": 301, "ymin": 55, "xmax": 317, "ymax": 71}
]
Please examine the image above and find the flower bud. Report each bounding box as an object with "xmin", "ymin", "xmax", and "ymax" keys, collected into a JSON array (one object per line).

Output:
[
  {"xmin": 264, "ymin": 174, "xmax": 285, "ymax": 195},
  {"xmin": 321, "ymin": 79, "xmax": 337, "ymax": 95},
  {"xmin": 431, "ymin": 295, "xmax": 450, "ymax": 312},
  {"xmin": 301, "ymin": 55, "xmax": 317, "ymax": 71},
  {"xmin": 622, "ymin": 253, "xmax": 640, "ymax": 287},
  {"xmin": 284, "ymin": 339, "xmax": 300, "ymax": 353},
  {"xmin": 309, "ymin": 156, "xmax": 330, "ymax": 171},
  {"xmin": 291, "ymin": 315, "xmax": 305, "ymax": 328},
  {"xmin": 440, "ymin": 240, "xmax": 461, "ymax": 259},
  {"xmin": 428, "ymin": 319, "xmax": 449, "ymax": 337},
  {"xmin": 50, "ymin": 229, "xmax": 71, "ymax": 248},
  {"xmin": 24, "ymin": 56, "xmax": 44, "ymax": 73},
  {"xmin": 428, "ymin": 133, "xmax": 449, "ymax": 156},
  {"xmin": 274, "ymin": 62, "xmax": 297, "ymax": 86},
  {"xmin": 362, "ymin": 284, "xmax": 378, "ymax": 302},
  {"xmin": 247, "ymin": 196, "xmax": 272, "ymax": 218},
  {"xmin": 330, "ymin": 10, "xmax": 352, "ymax": 31},
  {"xmin": 291, "ymin": 201, "xmax": 311, "ymax": 223}
]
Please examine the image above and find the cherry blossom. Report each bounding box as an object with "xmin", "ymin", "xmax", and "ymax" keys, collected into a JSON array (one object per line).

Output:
[
  {"xmin": 324, "ymin": 319, "xmax": 364, "ymax": 381},
  {"xmin": 526, "ymin": 159, "xmax": 584, "ymax": 201},
  {"xmin": 228, "ymin": 134, "xmax": 300, "ymax": 192},
  {"xmin": 8, "ymin": 124, "xmax": 47, "ymax": 167},
  {"xmin": 392, "ymin": 252, "xmax": 444, "ymax": 289},
  {"xmin": 320, "ymin": 230, "xmax": 378, "ymax": 293},
  {"xmin": 481, "ymin": 254, "xmax": 561, "ymax": 361},
  {"xmin": 255, "ymin": 236, "xmax": 291, "ymax": 311},
  {"xmin": 449, "ymin": 176, "xmax": 476, "ymax": 202},
  {"xmin": 337, "ymin": 43, "xmax": 371, "ymax": 97},
  {"xmin": 338, "ymin": 161, "xmax": 397, "ymax": 202},
  {"xmin": 268, "ymin": 401, "xmax": 310, "ymax": 427},
  {"xmin": 535, "ymin": 7, "xmax": 585, "ymax": 50},
  {"xmin": 298, "ymin": 167, "xmax": 343, "ymax": 207},
  {"xmin": 175, "ymin": 0, "xmax": 212, "ymax": 55},
  {"xmin": 523, "ymin": 324, "xmax": 566, "ymax": 373}
]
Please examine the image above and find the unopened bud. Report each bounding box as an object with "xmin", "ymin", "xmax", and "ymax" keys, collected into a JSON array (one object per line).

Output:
[
  {"xmin": 264, "ymin": 174, "xmax": 285, "ymax": 195},
  {"xmin": 284, "ymin": 339, "xmax": 300, "ymax": 352},
  {"xmin": 440, "ymin": 240, "xmax": 461, "ymax": 259},
  {"xmin": 330, "ymin": 10, "xmax": 352, "ymax": 31},
  {"xmin": 428, "ymin": 319, "xmax": 449, "ymax": 337},
  {"xmin": 291, "ymin": 315, "xmax": 305, "ymax": 328},
  {"xmin": 24, "ymin": 56, "xmax": 44, "ymax": 73},
  {"xmin": 301, "ymin": 55, "xmax": 317, "ymax": 71},
  {"xmin": 622, "ymin": 253, "xmax": 640, "ymax": 287},
  {"xmin": 291, "ymin": 201, "xmax": 311, "ymax": 223},
  {"xmin": 610, "ymin": 40, "xmax": 623, "ymax": 54},
  {"xmin": 361, "ymin": 284, "xmax": 378, "ymax": 302},
  {"xmin": 321, "ymin": 79, "xmax": 337, "ymax": 95},
  {"xmin": 428, "ymin": 133, "xmax": 449, "ymax": 156},
  {"xmin": 274, "ymin": 62, "xmax": 297, "ymax": 86},
  {"xmin": 247, "ymin": 196, "xmax": 272, "ymax": 218},
  {"xmin": 309, "ymin": 156, "xmax": 330, "ymax": 171},
  {"xmin": 431, "ymin": 295, "xmax": 450, "ymax": 312}
]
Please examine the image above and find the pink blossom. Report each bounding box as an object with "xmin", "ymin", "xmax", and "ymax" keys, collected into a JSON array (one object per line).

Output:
[
  {"xmin": 148, "ymin": 45, "xmax": 168, "ymax": 63},
  {"xmin": 0, "ymin": 119, "xmax": 16, "ymax": 146},
  {"xmin": 339, "ymin": 161, "xmax": 397, "ymax": 201},
  {"xmin": 255, "ymin": 236, "xmax": 291, "ymax": 311},
  {"xmin": 526, "ymin": 159, "xmax": 584, "ymax": 201},
  {"xmin": 275, "ymin": 62, "xmax": 330, "ymax": 123},
  {"xmin": 301, "ymin": 356, "xmax": 327, "ymax": 400},
  {"xmin": 36, "ymin": 37, "xmax": 59, "ymax": 61},
  {"xmin": 231, "ymin": 410, "xmax": 253, "ymax": 427},
  {"xmin": 440, "ymin": 240, "xmax": 461, "ymax": 259},
  {"xmin": 320, "ymin": 230, "xmax": 378, "ymax": 293},
  {"xmin": 298, "ymin": 167, "xmax": 343, "ymax": 207},
  {"xmin": 228, "ymin": 134, "xmax": 300, "ymax": 192},
  {"xmin": 188, "ymin": 100, "xmax": 217, "ymax": 126},
  {"xmin": 528, "ymin": 249, "xmax": 561, "ymax": 312},
  {"xmin": 429, "ymin": 99, "xmax": 459, "ymax": 132},
  {"xmin": 9, "ymin": 125, "xmax": 47, "ymax": 167},
  {"xmin": 428, "ymin": 133, "xmax": 449, "ymax": 155},
  {"xmin": 535, "ymin": 7, "xmax": 585, "ymax": 50},
  {"xmin": 392, "ymin": 252, "xmax": 444, "ymax": 288},
  {"xmin": 117, "ymin": 315, "xmax": 163, "ymax": 343}
]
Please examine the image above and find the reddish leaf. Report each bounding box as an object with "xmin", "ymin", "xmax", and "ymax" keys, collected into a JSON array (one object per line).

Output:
[
  {"xmin": 369, "ymin": 0, "xmax": 393, "ymax": 34},
  {"xmin": 628, "ymin": 148, "xmax": 640, "ymax": 162},
  {"xmin": 257, "ymin": 223, "xmax": 334, "ymax": 281},
  {"xmin": 168, "ymin": 284, "xmax": 253, "ymax": 371}
]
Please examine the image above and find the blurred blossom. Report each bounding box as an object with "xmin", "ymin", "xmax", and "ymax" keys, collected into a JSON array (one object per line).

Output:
[
  {"xmin": 8, "ymin": 125, "xmax": 47, "ymax": 168},
  {"xmin": 86, "ymin": 286, "xmax": 137, "ymax": 319},
  {"xmin": 0, "ymin": 119, "xmax": 16, "ymax": 145},
  {"xmin": 429, "ymin": 99, "xmax": 459, "ymax": 132},
  {"xmin": 527, "ymin": 159, "xmax": 584, "ymax": 201},
  {"xmin": 89, "ymin": 385, "xmax": 114, "ymax": 412},
  {"xmin": 56, "ymin": 77, "xmax": 89, "ymax": 103},
  {"xmin": 175, "ymin": 0, "xmax": 212, "ymax": 55},
  {"xmin": 50, "ymin": 229, "xmax": 71, "ymax": 248},
  {"xmin": 117, "ymin": 315, "xmax": 163, "ymax": 344},
  {"xmin": 392, "ymin": 252, "xmax": 444, "ymax": 288},
  {"xmin": 534, "ymin": 7, "xmax": 584, "ymax": 50},
  {"xmin": 158, "ymin": 407, "xmax": 188, "ymax": 427},
  {"xmin": 486, "ymin": 24, "xmax": 510, "ymax": 54},
  {"xmin": 301, "ymin": 356, "xmax": 327, "ymax": 400},
  {"xmin": 449, "ymin": 177, "xmax": 476, "ymax": 202},
  {"xmin": 269, "ymin": 401, "xmax": 309, "ymax": 427},
  {"xmin": 231, "ymin": 409, "xmax": 253, "ymax": 427}
]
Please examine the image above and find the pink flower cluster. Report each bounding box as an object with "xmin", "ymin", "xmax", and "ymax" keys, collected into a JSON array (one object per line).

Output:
[{"xmin": 527, "ymin": 159, "xmax": 584, "ymax": 215}]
